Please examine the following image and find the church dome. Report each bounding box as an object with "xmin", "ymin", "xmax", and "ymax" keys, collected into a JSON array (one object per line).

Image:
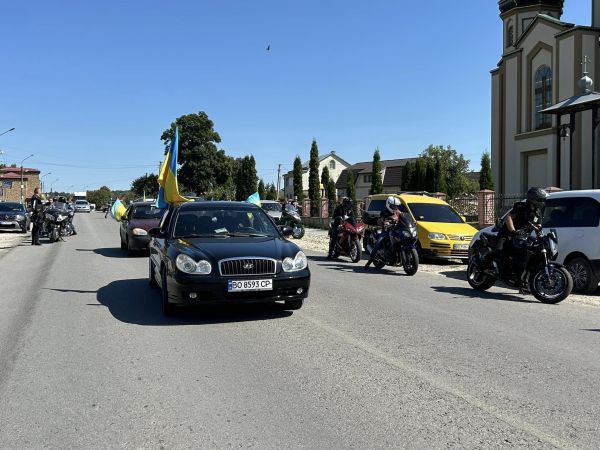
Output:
[
  {"xmin": 499, "ymin": 0, "xmax": 564, "ymax": 15},
  {"xmin": 579, "ymin": 75, "xmax": 593, "ymax": 94}
]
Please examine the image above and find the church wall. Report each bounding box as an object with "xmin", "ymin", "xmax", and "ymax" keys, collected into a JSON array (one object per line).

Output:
[
  {"xmin": 529, "ymin": 48, "xmax": 553, "ymax": 131},
  {"xmin": 491, "ymin": 72, "xmax": 501, "ymax": 192},
  {"xmin": 580, "ymin": 33, "xmax": 598, "ymax": 189},
  {"xmin": 504, "ymin": 57, "xmax": 520, "ymax": 194},
  {"xmin": 515, "ymin": 134, "xmax": 554, "ymax": 190},
  {"xmin": 558, "ymin": 36, "xmax": 575, "ymax": 100}
]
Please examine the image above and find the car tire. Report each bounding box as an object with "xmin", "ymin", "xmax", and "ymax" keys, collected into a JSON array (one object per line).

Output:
[
  {"xmin": 284, "ymin": 299, "xmax": 303, "ymax": 310},
  {"xmin": 20, "ymin": 226, "xmax": 27, "ymax": 234},
  {"xmin": 149, "ymin": 258, "xmax": 159, "ymax": 289},
  {"xmin": 567, "ymin": 257, "xmax": 599, "ymax": 295},
  {"xmin": 161, "ymin": 267, "xmax": 176, "ymax": 316},
  {"xmin": 121, "ymin": 234, "xmax": 127, "ymax": 250},
  {"xmin": 127, "ymin": 237, "xmax": 136, "ymax": 257}
]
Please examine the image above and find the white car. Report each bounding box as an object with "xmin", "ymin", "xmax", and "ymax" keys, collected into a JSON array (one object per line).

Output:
[
  {"xmin": 261, "ymin": 200, "xmax": 282, "ymax": 221},
  {"xmin": 74, "ymin": 200, "xmax": 91, "ymax": 213},
  {"xmin": 469, "ymin": 190, "xmax": 600, "ymax": 294}
]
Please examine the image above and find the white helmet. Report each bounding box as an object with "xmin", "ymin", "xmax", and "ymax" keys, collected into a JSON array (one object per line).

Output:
[{"xmin": 386, "ymin": 196, "xmax": 401, "ymax": 214}]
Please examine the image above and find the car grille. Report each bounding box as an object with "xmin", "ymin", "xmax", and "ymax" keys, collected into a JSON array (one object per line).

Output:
[
  {"xmin": 430, "ymin": 242, "xmax": 451, "ymax": 249},
  {"xmin": 451, "ymin": 249, "xmax": 469, "ymax": 258},
  {"xmin": 0, "ymin": 215, "xmax": 16, "ymax": 220},
  {"xmin": 446, "ymin": 234, "xmax": 473, "ymax": 242},
  {"xmin": 219, "ymin": 258, "xmax": 276, "ymax": 276}
]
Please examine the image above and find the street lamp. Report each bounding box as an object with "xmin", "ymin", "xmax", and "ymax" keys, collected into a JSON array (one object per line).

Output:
[
  {"xmin": 67, "ymin": 185, "xmax": 74, "ymax": 198},
  {"xmin": 0, "ymin": 127, "xmax": 15, "ymax": 138},
  {"xmin": 40, "ymin": 172, "xmax": 51, "ymax": 194},
  {"xmin": 20, "ymin": 154, "xmax": 34, "ymax": 203},
  {"xmin": 50, "ymin": 179, "xmax": 59, "ymax": 196}
]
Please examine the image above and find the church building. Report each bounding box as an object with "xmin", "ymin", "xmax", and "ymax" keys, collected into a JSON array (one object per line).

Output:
[{"xmin": 491, "ymin": 0, "xmax": 600, "ymax": 193}]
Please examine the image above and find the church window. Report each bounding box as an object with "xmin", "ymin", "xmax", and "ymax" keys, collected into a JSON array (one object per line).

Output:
[
  {"xmin": 330, "ymin": 160, "xmax": 335, "ymax": 170},
  {"xmin": 535, "ymin": 66, "xmax": 552, "ymax": 130},
  {"xmin": 508, "ymin": 26, "xmax": 514, "ymax": 46}
]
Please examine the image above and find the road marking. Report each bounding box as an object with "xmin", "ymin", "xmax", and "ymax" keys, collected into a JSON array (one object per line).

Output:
[{"xmin": 298, "ymin": 311, "xmax": 580, "ymax": 450}]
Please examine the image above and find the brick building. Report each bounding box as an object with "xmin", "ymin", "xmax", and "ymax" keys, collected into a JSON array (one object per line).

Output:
[{"xmin": 0, "ymin": 167, "xmax": 41, "ymax": 202}]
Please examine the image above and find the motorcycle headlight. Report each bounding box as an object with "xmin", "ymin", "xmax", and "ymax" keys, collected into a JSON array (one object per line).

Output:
[
  {"xmin": 549, "ymin": 238, "xmax": 558, "ymax": 256},
  {"xmin": 428, "ymin": 233, "xmax": 445, "ymax": 240},
  {"xmin": 132, "ymin": 228, "xmax": 148, "ymax": 236},
  {"xmin": 346, "ymin": 227, "xmax": 355, "ymax": 233},
  {"xmin": 283, "ymin": 251, "xmax": 308, "ymax": 272},
  {"xmin": 402, "ymin": 231, "xmax": 411, "ymax": 238},
  {"xmin": 176, "ymin": 254, "xmax": 212, "ymax": 275},
  {"xmin": 56, "ymin": 215, "xmax": 65, "ymax": 221},
  {"xmin": 412, "ymin": 230, "xmax": 417, "ymax": 237},
  {"xmin": 45, "ymin": 213, "xmax": 54, "ymax": 220}
]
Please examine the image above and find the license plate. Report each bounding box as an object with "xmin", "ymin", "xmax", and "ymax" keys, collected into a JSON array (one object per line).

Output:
[
  {"xmin": 0, "ymin": 221, "xmax": 12, "ymax": 225},
  {"xmin": 454, "ymin": 244, "xmax": 469, "ymax": 250},
  {"xmin": 228, "ymin": 279, "xmax": 273, "ymax": 292}
]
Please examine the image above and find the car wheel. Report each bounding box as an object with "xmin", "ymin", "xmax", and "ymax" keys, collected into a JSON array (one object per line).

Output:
[
  {"xmin": 127, "ymin": 237, "xmax": 136, "ymax": 257},
  {"xmin": 567, "ymin": 257, "xmax": 599, "ymax": 295},
  {"xmin": 121, "ymin": 233, "xmax": 127, "ymax": 250},
  {"xmin": 20, "ymin": 226, "xmax": 27, "ymax": 234},
  {"xmin": 284, "ymin": 299, "xmax": 303, "ymax": 310},
  {"xmin": 149, "ymin": 258, "xmax": 159, "ymax": 289},
  {"xmin": 161, "ymin": 267, "xmax": 176, "ymax": 316}
]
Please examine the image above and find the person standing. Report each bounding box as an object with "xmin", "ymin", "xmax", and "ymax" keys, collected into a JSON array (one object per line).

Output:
[{"xmin": 30, "ymin": 188, "xmax": 44, "ymax": 246}]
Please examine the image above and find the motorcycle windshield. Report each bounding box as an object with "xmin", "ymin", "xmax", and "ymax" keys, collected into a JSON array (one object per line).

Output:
[
  {"xmin": 395, "ymin": 213, "xmax": 416, "ymax": 230},
  {"xmin": 345, "ymin": 217, "xmax": 357, "ymax": 229}
]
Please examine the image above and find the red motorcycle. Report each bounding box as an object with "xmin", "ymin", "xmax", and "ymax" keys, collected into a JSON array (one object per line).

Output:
[{"xmin": 328, "ymin": 217, "xmax": 365, "ymax": 263}]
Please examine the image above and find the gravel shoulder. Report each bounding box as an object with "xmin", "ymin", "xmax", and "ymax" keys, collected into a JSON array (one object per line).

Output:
[{"xmin": 0, "ymin": 231, "xmax": 28, "ymax": 259}]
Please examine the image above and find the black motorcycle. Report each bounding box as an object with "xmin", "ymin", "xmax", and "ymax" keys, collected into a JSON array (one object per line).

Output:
[
  {"xmin": 42, "ymin": 204, "xmax": 70, "ymax": 243},
  {"xmin": 468, "ymin": 223, "xmax": 573, "ymax": 304}
]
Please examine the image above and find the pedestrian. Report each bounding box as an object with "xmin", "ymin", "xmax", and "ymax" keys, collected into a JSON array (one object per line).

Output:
[{"xmin": 30, "ymin": 188, "xmax": 44, "ymax": 246}]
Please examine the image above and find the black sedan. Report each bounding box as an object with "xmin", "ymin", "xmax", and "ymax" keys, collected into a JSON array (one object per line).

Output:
[
  {"xmin": 0, "ymin": 202, "xmax": 31, "ymax": 233},
  {"xmin": 148, "ymin": 201, "xmax": 310, "ymax": 316}
]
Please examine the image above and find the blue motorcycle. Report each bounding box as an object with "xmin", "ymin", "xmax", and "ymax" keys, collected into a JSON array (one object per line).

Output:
[{"xmin": 364, "ymin": 212, "xmax": 420, "ymax": 275}]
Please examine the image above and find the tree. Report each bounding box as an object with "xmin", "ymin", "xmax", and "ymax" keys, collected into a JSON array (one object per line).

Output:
[
  {"xmin": 161, "ymin": 111, "xmax": 230, "ymax": 196},
  {"xmin": 327, "ymin": 177, "xmax": 337, "ymax": 214},
  {"xmin": 257, "ymin": 178, "xmax": 266, "ymax": 199},
  {"xmin": 479, "ymin": 151, "xmax": 495, "ymax": 191},
  {"xmin": 370, "ymin": 148, "xmax": 384, "ymax": 195},
  {"xmin": 321, "ymin": 165, "xmax": 330, "ymax": 193},
  {"xmin": 87, "ymin": 185, "xmax": 112, "ymax": 207},
  {"xmin": 401, "ymin": 161, "xmax": 414, "ymax": 192},
  {"xmin": 235, "ymin": 155, "xmax": 258, "ymax": 201},
  {"xmin": 417, "ymin": 145, "xmax": 471, "ymax": 199},
  {"xmin": 10, "ymin": 164, "xmax": 17, "ymax": 168},
  {"xmin": 413, "ymin": 159, "xmax": 425, "ymax": 191},
  {"xmin": 293, "ymin": 156, "xmax": 303, "ymax": 200},
  {"xmin": 425, "ymin": 161, "xmax": 436, "ymax": 193},
  {"xmin": 0, "ymin": 164, "xmax": 6, "ymax": 169},
  {"xmin": 346, "ymin": 167, "xmax": 357, "ymax": 215},
  {"xmin": 434, "ymin": 159, "xmax": 447, "ymax": 194},
  {"xmin": 266, "ymin": 182, "xmax": 277, "ymax": 200},
  {"xmin": 308, "ymin": 139, "xmax": 321, "ymax": 216},
  {"xmin": 131, "ymin": 173, "xmax": 158, "ymax": 198}
]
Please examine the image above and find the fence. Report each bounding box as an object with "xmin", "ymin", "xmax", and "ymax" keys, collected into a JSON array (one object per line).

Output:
[
  {"xmin": 449, "ymin": 191, "xmax": 530, "ymax": 227},
  {"xmin": 448, "ymin": 196, "xmax": 478, "ymax": 223}
]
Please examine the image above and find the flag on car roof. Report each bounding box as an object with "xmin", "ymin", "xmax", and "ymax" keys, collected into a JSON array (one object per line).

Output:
[
  {"xmin": 156, "ymin": 127, "xmax": 188, "ymax": 208},
  {"xmin": 246, "ymin": 192, "xmax": 261, "ymax": 206},
  {"xmin": 110, "ymin": 198, "xmax": 127, "ymax": 222},
  {"xmin": 143, "ymin": 190, "xmax": 146, "ymax": 202}
]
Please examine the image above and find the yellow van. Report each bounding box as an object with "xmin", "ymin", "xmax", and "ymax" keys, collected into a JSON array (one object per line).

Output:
[{"xmin": 363, "ymin": 194, "xmax": 479, "ymax": 263}]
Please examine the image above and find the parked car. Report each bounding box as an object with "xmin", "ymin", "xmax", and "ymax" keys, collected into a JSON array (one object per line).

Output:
[
  {"xmin": 0, "ymin": 202, "xmax": 31, "ymax": 233},
  {"xmin": 261, "ymin": 200, "xmax": 283, "ymax": 221},
  {"xmin": 120, "ymin": 202, "xmax": 166, "ymax": 255},
  {"xmin": 364, "ymin": 194, "xmax": 478, "ymax": 263},
  {"xmin": 74, "ymin": 200, "xmax": 91, "ymax": 213},
  {"xmin": 148, "ymin": 201, "xmax": 310, "ymax": 316},
  {"xmin": 469, "ymin": 190, "xmax": 600, "ymax": 294}
]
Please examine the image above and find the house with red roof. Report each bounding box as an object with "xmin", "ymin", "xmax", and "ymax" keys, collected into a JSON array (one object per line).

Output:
[{"xmin": 0, "ymin": 167, "xmax": 41, "ymax": 202}]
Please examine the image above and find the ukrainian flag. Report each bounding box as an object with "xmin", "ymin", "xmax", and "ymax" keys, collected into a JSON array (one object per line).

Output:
[
  {"xmin": 246, "ymin": 192, "xmax": 261, "ymax": 206},
  {"xmin": 110, "ymin": 198, "xmax": 127, "ymax": 222},
  {"xmin": 156, "ymin": 127, "xmax": 188, "ymax": 208}
]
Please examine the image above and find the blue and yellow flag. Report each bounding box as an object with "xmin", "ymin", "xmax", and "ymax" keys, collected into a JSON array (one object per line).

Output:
[
  {"xmin": 143, "ymin": 190, "xmax": 146, "ymax": 202},
  {"xmin": 156, "ymin": 127, "xmax": 188, "ymax": 208},
  {"xmin": 246, "ymin": 192, "xmax": 261, "ymax": 206},
  {"xmin": 110, "ymin": 198, "xmax": 127, "ymax": 222}
]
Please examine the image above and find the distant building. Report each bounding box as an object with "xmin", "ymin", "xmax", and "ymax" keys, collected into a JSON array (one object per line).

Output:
[
  {"xmin": 335, "ymin": 158, "xmax": 417, "ymax": 200},
  {"xmin": 282, "ymin": 151, "xmax": 351, "ymax": 199},
  {"xmin": 73, "ymin": 191, "xmax": 87, "ymax": 201},
  {"xmin": 0, "ymin": 167, "xmax": 40, "ymax": 202}
]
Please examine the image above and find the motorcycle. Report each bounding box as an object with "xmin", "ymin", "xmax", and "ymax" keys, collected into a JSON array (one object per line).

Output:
[
  {"xmin": 42, "ymin": 204, "xmax": 70, "ymax": 243},
  {"xmin": 328, "ymin": 216, "xmax": 365, "ymax": 263},
  {"xmin": 364, "ymin": 212, "xmax": 420, "ymax": 275},
  {"xmin": 277, "ymin": 204, "xmax": 305, "ymax": 239},
  {"xmin": 468, "ymin": 223, "xmax": 573, "ymax": 304}
]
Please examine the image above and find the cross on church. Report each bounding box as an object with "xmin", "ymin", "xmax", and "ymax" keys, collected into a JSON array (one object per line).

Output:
[{"xmin": 582, "ymin": 55, "xmax": 591, "ymax": 74}]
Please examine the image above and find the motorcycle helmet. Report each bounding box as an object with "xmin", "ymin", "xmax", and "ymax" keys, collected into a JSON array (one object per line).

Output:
[
  {"xmin": 386, "ymin": 196, "xmax": 401, "ymax": 214},
  {"xmin": 342, "ymin": 197, "xmax": 353, "ymax": 212},
  {"xmin": 58, "ymin": 196, "xmax": 67, "ymax": 203},
  {"xmin": 526, "ymin": 187, "xmax": 548, "ymax": 210}
]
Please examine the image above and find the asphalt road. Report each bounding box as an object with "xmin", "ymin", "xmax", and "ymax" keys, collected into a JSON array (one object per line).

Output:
[{"xmin": 1, "ymin": 212, "xmax": 600, "ymax": 449}]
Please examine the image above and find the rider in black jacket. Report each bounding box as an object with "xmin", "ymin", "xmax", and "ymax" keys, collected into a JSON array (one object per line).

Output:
[
  {"xmin": 365, "ymin": 196, "xmax": 401, "ymax": 269},
  {"xmin": 30, "ymin": 188, "xmax": 44, "ymax": 246},
  {"xmin": 328, "ymin": 198, "xmax": 355, "ymax": 259}
]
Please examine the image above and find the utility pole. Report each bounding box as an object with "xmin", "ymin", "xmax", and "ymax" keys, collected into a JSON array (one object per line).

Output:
[
  {"xmin": 276, "ymin": 164, "xmax": 281, "ymax": 201},
  {"xmin": 20, "ymin": 154, "xmax": 34, "ymax": 203}
]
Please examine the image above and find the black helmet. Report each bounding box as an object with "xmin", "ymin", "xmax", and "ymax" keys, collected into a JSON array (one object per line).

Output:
[
  {"xmin": 58, "ymin": 196, "xmax": 67, "ymax": 203},
  {"xmin": 526, "ymin": 187, "xmax": 548, "ymax": 210},
  {"xmin": 342, "ymin": 197, "xmax": 353, "ymax": 211}
]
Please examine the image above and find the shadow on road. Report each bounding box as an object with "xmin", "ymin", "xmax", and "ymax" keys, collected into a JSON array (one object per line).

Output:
[
  {"xmin": 95, "ymin": 278, "xmax": 293, "ymax": 325},
  {"xmin": 309, "ymin": 255, "xmax": 404, "ymax": 276},
  {"xmin": 76, "ymin": 248, "xmax": 129, "ymax": 258},
  {"xmin": 431, "ymin": 285, "xmax": 540, "ymax": 304},
  {"xmin": 581, "ymin": 329, "xmax": 600, "ymax": 332},
  {"xmin": 438, "ymin": 270, "xmax": 466, "ymax": 282}
]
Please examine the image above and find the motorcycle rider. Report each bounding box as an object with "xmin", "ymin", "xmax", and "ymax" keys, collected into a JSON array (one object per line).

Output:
[
  {"xmin": 30, "ymin": 188, "xmax": 44, "ymax": 246},
  {"xmin": 365, "ymin": 196, "xmax": 402, "ymax": 269},
  {"xmin": 327, "ymin": 197, "xmax": 355, "ymax": 259},
  {"xmin": 66, "ymin": 198, "xmax": 77, "ymax": 235},
  {"xmin": 478, "ymin": 187, "xmax": 548, "ymax": 274}
]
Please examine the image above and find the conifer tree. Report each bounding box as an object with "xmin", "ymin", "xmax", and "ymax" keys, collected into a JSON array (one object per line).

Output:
[
  {"xmin": 293, "ymin": 156, "xmax": 304, "ymax": 200},
  {"xmin": 370, "ymin": 148, "xmax": 384, "ymax": 195},
  {"xmin": 308, "ymin": 139, "xmax": 321, "ymax": 216},
  {"xmin": 479, "ymin": 151, "xmax": 495, "ymax": 191},
  {"xmin": 346, "ymin": 167, "xmax": 357, "ymax": 215},
  {"xmin": 257, "ymin": 178, "xmax": 266, "ymax": 199}
]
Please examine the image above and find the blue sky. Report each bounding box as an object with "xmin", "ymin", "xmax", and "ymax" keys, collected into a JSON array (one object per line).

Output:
[{"xmin": 0, "ymin": 0, "xmax": 591, "ymax": 192}]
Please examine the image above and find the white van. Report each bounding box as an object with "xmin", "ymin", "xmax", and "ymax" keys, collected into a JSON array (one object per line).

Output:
[{"xmin": 470, "ymin": 190, "xmax": 600, "ymax": 294}]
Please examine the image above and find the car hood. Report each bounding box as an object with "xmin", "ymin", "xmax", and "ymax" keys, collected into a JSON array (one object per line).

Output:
[
  {"xmin": 418, "ymin": 221, "xmax": 479, "ymax": 236},
  {"xmin": 129, "ymin": 219, "xmax": 161, "ymax": 231},
  {"xmin": 171, "ymin": 236, "xmax": 300, "ymax": 263}
]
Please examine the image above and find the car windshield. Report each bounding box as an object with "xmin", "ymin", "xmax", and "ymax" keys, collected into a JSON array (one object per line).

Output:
[
  {"xmin": 407, "ymin": 203, "xmax": 463, "ymax": 223},
  {"xmin": 132, "ymin": 205, "xmax": 165, "ymax": 219},
  {"xmin": 262, "ymin": 203, "xmax": 282, "ymax": 212},
  {"xmin": 0, "ymin": 203, "xmax": 24, "ymax": 212},
  {"xmin": 173, "ymin": 207, "xmax": 279, "ymax": 238}
]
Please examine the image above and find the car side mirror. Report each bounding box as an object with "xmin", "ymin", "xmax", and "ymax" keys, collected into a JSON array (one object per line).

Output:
[
  {"xmin": 121, "ymin": 218, "xmax": 129, "ymax": 224},
  {"xmin": 417, "ymin": 216, "xmax": 425, "ymax": 221},
  {"xmin": 148, "ymin": 227, "xmax": 164, "ymax": 238},
  {"xmin": 278, "ymin": 225, "xmax": 294, "ymax": 236}
]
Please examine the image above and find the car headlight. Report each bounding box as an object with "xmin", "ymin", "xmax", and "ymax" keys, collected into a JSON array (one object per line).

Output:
[
  {"xmin": 132, "ymin": 228, "xmax": 148, "ymax": 236},
  {"xmin": 428, "ymin": 233, "xmax": 445, "ymax": 240},
  {"xmin": 176, "ymin": 254, "xmax": 212, "ymax": 275},
  {"xmin": 15, "ymin": 215, "xmax": 25, "ymax": 220},
  {"xmin": 282, "ymin": 251, "xmax": 308, "ymax": 272}
]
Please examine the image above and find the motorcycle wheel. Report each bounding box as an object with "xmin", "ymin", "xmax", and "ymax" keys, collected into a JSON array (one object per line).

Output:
[
  {"xmin": 349, "ymin": 238, "xmax": 362, "ymax": 263},
  {"xmin": 403, "ymin": 248, "xmax": 419, "ymax": 276},
  {"xmin": 467, "ymin": 262, "xmax": 495, "ymax": 291},
  {"xmin": 529, "ymin": 266, "xmax": 573, "ymax": 304},
  {"xmin": 292, "ymin": 225, "xmax": 305, "ymax": 239},
  {"xmin": 49, "ymin": 228, "xmax": 58, "ymax": 243}
]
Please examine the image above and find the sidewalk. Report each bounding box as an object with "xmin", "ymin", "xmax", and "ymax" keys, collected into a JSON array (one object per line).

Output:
[{"xmin": 304, "ymin": 227, "xmax": 329, "ymax": 237}]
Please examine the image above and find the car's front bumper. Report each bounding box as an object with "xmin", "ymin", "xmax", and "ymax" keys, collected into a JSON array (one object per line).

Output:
[
  {"xmin": 75, "ymin": 208, "xmax": 90, "ymax": 212},
  {"xmin": 166, "ymin": 270, "xmax": 311, "ymax": 305},
  {"xmin": 421, "ymin": 240, "xmax": 471, "ymax": 260},
  {"xmin": 129, "ymin": 234, "xmax": 151, "ymax": 250},
  {"xmin": 0, "ymin": 219, "xmax": 26, "ymax": 230}
]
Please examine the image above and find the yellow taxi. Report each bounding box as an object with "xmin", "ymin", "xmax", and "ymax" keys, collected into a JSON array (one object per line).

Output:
[{"xmin": 363, "ymin": 194, "xmax": 479, "ymax": 263}]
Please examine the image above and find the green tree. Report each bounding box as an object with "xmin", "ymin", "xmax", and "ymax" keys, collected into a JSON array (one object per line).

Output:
[
  {"xmin": 425, "ymin": 161, "xmax": 436, "ymax": 193},
  {"xmin": 321, "ymin": 165, "xmax": 330, "ymax": 193},
  {"xmin": 87, "ymin": 186, "xmax": 112, "ymax": 207},
  {"xmin": 479, "ymin": 151, "xmax": 495, "ymax": 191},
  {"xmin": 266, "ymin": 182, "xmax": 277, "ymax": 200},
  {"xmin": 235, "ymin": 155, "xmax": 258, "ymax": 201},
  {"xmin": 293, "ymin": 156, "xmax": 303, "ymax": 200},
  {"xmin": 434, "ymin": 159, "xmax": 447, "ymax": 194},
  {"xmin": 10, "ymin": 163, "xmax": 17, "ymax": 168},
  {"xmin": 161, "ymin": 111, "xmax": 230, "ymax": 196},
  {"xmin": 0, "ymin": 164, "xmax": 6, "ymax": 169},
  {"xmin": 131, "ymin": 173, "xmax": 159, "ymax": 198},
  {"xmin": 370, "ymin": 148, "xmax": 384, "ymax": 195},
  {"xmin": 346, "ymin": 167, "xmax": 357, "ymax": 215},
  {"xmin": 326, "ymin": 177, "xmax": 337, "ymax": 214},
  {"xmin": 257, "ymin": 178, "xmax": 266, "ymax": 199},
  {"xmin": 401, "ymin": 161, "xmax": 414, "ymax": 192},
  {"xmin": 413, "ymin": 159, "xmax": 425, "ymax": 191},
  {"xmin": 417, "ymin": 145, "xmax": 471, "ymax": 199},
  {"xmin": 308, "ymin": 139, "xmax": 321, "ymax": 216}
]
